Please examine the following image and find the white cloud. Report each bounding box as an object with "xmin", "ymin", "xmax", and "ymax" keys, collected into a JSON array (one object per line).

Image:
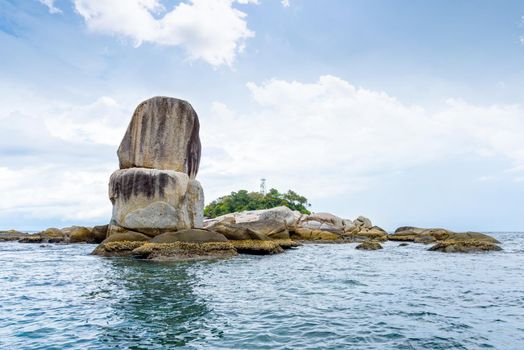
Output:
[
  {"xmin": 38, "ymin": 0, "xmax": 62, "ymax": 14},
  {"xmin": 281, "ymin": 0, "xmax": 290, "ymax": 7},
  {"xmin": 200, "ymin": 75, "xmax": 524, "ymax": 200},
  {"xmin": 2, "ymin": 76, "xmax": 524, "ymax": 228},
  {"xmin": 73, "ymin": 0, "xmax": 256, "ymax": 66}
]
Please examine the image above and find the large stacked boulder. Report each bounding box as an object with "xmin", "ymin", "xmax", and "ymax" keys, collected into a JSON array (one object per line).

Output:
[{"xmin": 107, "ymin": 97, "xmax": 204, "ymax": 237}]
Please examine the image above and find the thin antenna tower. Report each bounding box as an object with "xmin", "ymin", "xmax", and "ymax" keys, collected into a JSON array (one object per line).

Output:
[{"xmin": 260, "ymin": 178, "xmax": 266, "ymax": 195}]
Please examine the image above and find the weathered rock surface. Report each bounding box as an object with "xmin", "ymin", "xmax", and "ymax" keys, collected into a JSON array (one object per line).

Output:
[
  {"xmin": 429, "ymin": 239, "xmax": 502, "ymax": 253},
  {"xmin": 109, "ymin": 168, "xmax": 204, "ymax": 235},
  {"xmin": 205, "ymin": 206, "xmax": 298, "ymax": 227},
  {"xmin": 118, "ymin": 97, "xmax": 201, "ymax": 178},
  {"xmin": 356, "ymin": 241, "xmax": 383, "ymax": 250},
  {"xmin": 296, "ymin": 212, "xmax": 344, "ymax": 233},
  {"xmin": 102, "ymin": 230, "xmax": 151, "ymax": 243}
]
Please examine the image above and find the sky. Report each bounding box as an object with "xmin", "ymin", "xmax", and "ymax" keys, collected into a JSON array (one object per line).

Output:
[{"xmin": 1, "ymin": 0, "xmax": 524, "ymax": 231}]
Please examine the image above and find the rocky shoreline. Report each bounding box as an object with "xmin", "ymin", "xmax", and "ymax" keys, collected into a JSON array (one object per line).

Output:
[
  {"xmin": 0, "ymin": 96, "xmax": 502, "ymax": 260},
  {"xmin": 1, "ymin": 206, "xmax": 502, "ymax": 260}
]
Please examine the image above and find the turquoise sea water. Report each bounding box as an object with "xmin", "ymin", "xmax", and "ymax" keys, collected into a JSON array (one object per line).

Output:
[{"xmin": 0, "ymin": 233, "xmax": 523, "ymax": 349}]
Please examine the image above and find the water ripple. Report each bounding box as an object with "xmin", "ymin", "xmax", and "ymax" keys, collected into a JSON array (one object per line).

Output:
[{"xmin": 0, "ymin": 233, "xmax": 523, "ymax": 349}]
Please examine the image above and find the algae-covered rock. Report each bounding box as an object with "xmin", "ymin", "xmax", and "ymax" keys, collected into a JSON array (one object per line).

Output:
[
  {"xmin": 451, "ymin": 232, "xmax": 500, "ymax": 244},
  {"xmin": 413, "ymin": 234, "xmax": 437, "ymax": 244},
  {"xmin": 92, "ymin": 241, "xmax": 146, "ymax": 257},
  {"xmin": 428, "ymin": 239, "xmax": 502, "ymax": 253},
  {"xmin": 355, "ymin": 241, "xmax": 383, "ymax": 250},
  {"xmin": 229, "ymin": 240, "xmax": 284, "ymax": 255},
  {"xmin": 0, "ymin": 230, "xmax": 27, "ymax": 241},
  {"xmin": 19, "ymin": 228, "xmax": 66, "ymax": 243},
  {"xmin": 150, "ymin": 229, "xmax": 228, "ymax": 243},
  {"xmin": 131, "ymin": 242, "xmax": 237, "ymax": 261},
  {"xmin": 272, "ymin": 239, "xmax": 302, "ymax": 249},
  {"xmin": 352, "ymin": 226, "xmax": 388, "ymax": 242}
]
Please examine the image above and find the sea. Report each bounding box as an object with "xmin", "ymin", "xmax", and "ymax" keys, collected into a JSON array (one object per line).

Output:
[{"xmin": 0, "ymin": 232, "xmax": 523, "ymax": 349}]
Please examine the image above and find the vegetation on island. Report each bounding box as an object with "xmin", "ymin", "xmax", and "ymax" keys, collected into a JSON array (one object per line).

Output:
[{"xmin": 204, "ymin": 189, "xmax": 311, "ymax": 218}]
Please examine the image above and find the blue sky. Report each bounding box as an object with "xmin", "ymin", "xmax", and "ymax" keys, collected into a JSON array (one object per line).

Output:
[{"xmin": 1, "ymin": 0, "xmax": 523, "ymax": 231}]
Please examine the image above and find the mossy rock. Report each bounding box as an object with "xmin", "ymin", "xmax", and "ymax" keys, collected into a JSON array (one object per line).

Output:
[
  {"xmin": 131, "ymin": 242, "xmax": 237, "ymax": 261},
  {"xmin": 272, "ymin": 239, "xmax": 302, "ymax": 249},
  {"xmin": 40, "ymin": 228, "xmax": 66, "ymax": 242},
  {"xmin": 290, "ymin": 228, "xmax": 340, "ymax": 241},
  {"xmin": 413, "ymin": 234, "xmax": 437, "ymax": 244},
  {"xmin": 352, "ymin": 229, "xmax": 388, "ymax": 242},
  {"xmin": 428, "ymin": 239, "xmax": 502, "ymax": 253},
  {"xmin": 67, "ymin": 226, "xmax": 96, "ymax": 243},
  {"xmin": 19, "ymin": 235, "xmax": 44, "ymax": 243},
  {"xmin": 387, "ymin": 234, "xmax": 417, "ymax": 242},
  {"xmin": 0, "ymin": 230, "xmax": 27, "ymax": 241},
  {"xmin": 355, "ymin": 241, "xmax": 383, "ymax": 250},
  {"xmin": 229, "ymin": 240, "xmax": 284, "ymax": 255},
  {"xmin": 150, "ymin": 229, "xmax": 228, "ymax": 244},
  {"xmin": 450, "ymin": 232, "xmax": 500, "ymax": 244},
  {"xmin": 92, "ymin": 241, "xmax": 146, "ymax": 257}
]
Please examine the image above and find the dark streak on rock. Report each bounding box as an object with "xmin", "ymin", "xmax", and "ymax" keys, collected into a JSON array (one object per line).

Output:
[{"xmin": 110, "ymin": 169, "xmax": 172, "ymax": 202}]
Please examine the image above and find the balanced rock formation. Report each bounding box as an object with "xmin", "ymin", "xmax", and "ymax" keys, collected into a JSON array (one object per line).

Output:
[
  {"xmin": 117, "ymin": 97, "xmax": 201, "ymax": 177},
  {"xmin": 107, "ymin": 97, "xmax": 204, "ymax": 238}
]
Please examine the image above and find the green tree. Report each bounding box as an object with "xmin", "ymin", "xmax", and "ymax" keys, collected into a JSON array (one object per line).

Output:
[{"xmin": 204, "ymin": 188, "xmax": 311, "ymax": 218}]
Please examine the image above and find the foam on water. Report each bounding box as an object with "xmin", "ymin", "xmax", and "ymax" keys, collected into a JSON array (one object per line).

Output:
[{"xmin": 0, "ymin": 232, "xmax": 523, "ymax": 349}]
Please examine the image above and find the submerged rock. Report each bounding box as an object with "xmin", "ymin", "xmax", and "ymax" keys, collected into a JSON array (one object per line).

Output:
[
  {"xmin": 428, "ymin": 240, "xmax": 502, "ymax": 253},
  {"xmin": 355, "ymin": 241, "xmax": 383, "ymax": 250},
  {"xmin": 117, "ymin": 97, "xmax": 201, "ymax": 178}
]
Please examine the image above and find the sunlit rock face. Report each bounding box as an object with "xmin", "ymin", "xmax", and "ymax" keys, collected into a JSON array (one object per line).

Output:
[
  {"xmin": 108, "ymin": 97, "xmax": 204, "ymax": 237},
  {"xmin": 117, "ymin": 96, "xmax": 201, "ymax": 179}
]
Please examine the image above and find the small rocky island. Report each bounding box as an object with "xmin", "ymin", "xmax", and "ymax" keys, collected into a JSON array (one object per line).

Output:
[{"xmin": 1, "ymin": 96, "xmax": 502, "ymax": 259}]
